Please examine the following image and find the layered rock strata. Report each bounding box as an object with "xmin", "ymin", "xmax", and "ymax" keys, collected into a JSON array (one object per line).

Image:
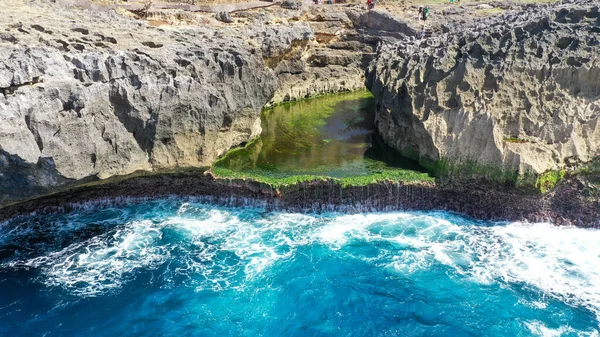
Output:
[
  {"xmin": 264, "ymin": 7, "xmax": 415, "ymax": 105},
  {"xmin": 367, "ymin": 0, "xmax": 600, "ymax": 174}
]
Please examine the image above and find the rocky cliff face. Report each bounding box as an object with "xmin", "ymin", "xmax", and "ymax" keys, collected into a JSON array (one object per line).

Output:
[
  {"xmin": 0, "ymin": 1, "xmax": 275, "ymax": 204},
  {"xmin": 263, "ymin": 6, "xmax": 415, "ymax": 105},
  {"xmin": 0, "ymin": 0, "xmax": 416, "ymax": 206},
  {"xmin": 367, "ymin": 0, "xmax": 600, "ymax": 175}
]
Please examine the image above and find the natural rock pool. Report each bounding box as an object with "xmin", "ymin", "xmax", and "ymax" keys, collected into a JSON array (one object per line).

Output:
[
  {"xmin": 1, "ymin": 200, "xmax": 599, "ymax": 336},
  {"xmin": 213, "ymin": 91, "xmax": 432, "ymax": 185}
]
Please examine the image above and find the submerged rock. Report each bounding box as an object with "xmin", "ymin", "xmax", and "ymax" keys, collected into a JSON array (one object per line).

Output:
[{"xmin": 367, "ymin": 0, "xmax": 600, "ymax": 174}]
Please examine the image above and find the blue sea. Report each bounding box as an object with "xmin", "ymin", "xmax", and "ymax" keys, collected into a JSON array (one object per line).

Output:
[{"xmin": 0, "ymin": 199, "xmax": 598, "ymax": 336}]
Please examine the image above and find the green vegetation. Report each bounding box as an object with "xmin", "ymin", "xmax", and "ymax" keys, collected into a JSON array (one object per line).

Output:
[
  {"xmin": 212, "ymin": 159, "xmax": 434, "ymax": 187},
  {"xmin": 580, "ymin": 158, "xmax": 600, "ymax": 176},
  {"xmin": 503, "ymin": 137, "xmax": 529, "ymax": 144},
  {"xmin": 426, "ymin": 158, "xmax": 573, "ymax": 194},
  {"xmin": 425, "ymin": 158, "xmax": 526, "ymax": 186},
  {"xmin": 535, "ymin": 170, "xmax": 566, "ymax": 194},
  {"xmin": 212, "ymin": 91, "xmax": 434, "ymax": 187},
  {"xmin": 212, "ymin": 91, "xmax": 596, "ymax": 195},
  {"xmin": 579, "ymin": 158, "xmax": 600, "ymax": 196}
]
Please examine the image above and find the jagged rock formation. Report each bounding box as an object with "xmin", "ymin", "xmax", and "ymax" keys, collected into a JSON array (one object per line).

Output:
[
  {"xmin": 265, "ymin": 6, "xmax": 415, "ymax": 105},
  {"xmin": 0, "ymin": 0, "xmax": 275, "ymax": 205},
  {"xmin": 0, "ymin": 0, "xmax": 414, "ymax": 206},
  {"xmin": 368, "ymin": 0, "xmax": 600, "ymax": 174}
]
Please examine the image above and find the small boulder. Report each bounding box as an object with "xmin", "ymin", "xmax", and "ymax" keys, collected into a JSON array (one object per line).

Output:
[
  {"xmin": 476, "ymin": 4, "xmax": 495, "ymax": 10},
  {"xmin": 72, "ymin": 26, "xmax": 90, "ymax": 35},
  {"xmin": 280, "ymin": 0, "xmax": 303, "ymax": 10},
  {"xmin": 31, "ymin": 24, "xmax": 45, "ymax": 32},
  {"xmin": 215, "ymin": 11, "xmax": 233, "ymax": 23},
  {"xmin": 0, "ymin": 33, "xmax": 17, "ymax": 43}
]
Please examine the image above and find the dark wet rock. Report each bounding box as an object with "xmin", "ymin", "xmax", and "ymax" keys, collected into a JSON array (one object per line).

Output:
[
  {"xmin": 141, "ymin": 41, "xmax": 163, "ymax": 48},
  {"xmin": 0, "ymin": 170, "xmax": 597, "ymax": 228},
  {"xmin": 30, "ymin": 24, "xmax": 45, "ymax": 32},
  {"xmin": 280, "ymin": 0, "xmax": 303, "ymax": 10},
  {"xmin": 215, "ymin": 11, "xmax": 233, "ymax": 23},
  {"xmin": 71, "ymin": 26, "xmax": 90, "ymax": 35},
  {"xmin": 0, "ymin": 33, "xmax": 17, "ymax": 43}
]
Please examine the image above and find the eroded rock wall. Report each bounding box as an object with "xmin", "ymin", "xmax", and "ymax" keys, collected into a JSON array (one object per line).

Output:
[
  {"xmin": 368, "ymin": 0, "xmax": 600, "ymax": 174},
  {"xmin": 263, "ymin": 6, "xmax": 415, "ymax": 105},
  {"xmin": 0, "ymin": 1, "xmax": 275, "ymax": 204},
  {"xmin": 0, "ymin": 0, "xmax": 418, "ymax": 205}
]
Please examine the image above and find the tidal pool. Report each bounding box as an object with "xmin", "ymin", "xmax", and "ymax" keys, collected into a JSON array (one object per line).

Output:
[
  {"xmin": 0, "ymin": 200, "xmax": 599, "ymax": 336},
  {"xmin": 213, "ymin": 91, "xmax": 432, "ymax": 185}
]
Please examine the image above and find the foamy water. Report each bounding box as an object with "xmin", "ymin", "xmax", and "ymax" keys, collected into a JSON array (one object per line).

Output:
[{"xmin": 0, "ymin": 200, "xmax": 598, "ymax": 336}]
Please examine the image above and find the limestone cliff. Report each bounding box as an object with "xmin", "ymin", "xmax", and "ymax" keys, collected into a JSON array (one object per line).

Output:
[
  {"xmin": 367, "ymin": 0, "xmax": 600, "ymax": 175},
  {"xmin": 0, "ymin": 0, "xmax": 415, "ymax": 205},
  {"xmin": 261, "ymin": 6, "xmax": 416, "ymax": 105},
  {"xmin": 0, "ymin": 1, "xmax": 275, "ymax": 204}
]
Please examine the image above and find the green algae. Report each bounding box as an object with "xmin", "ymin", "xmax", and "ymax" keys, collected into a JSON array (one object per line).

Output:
[
  {"xmin": 427, "ymin": 158, "xmax": 523, "ymax": 186},
  {"xmin": 212, "ymin": 91, "xmax": 433, "ymax": 187},
  {"xmin": 212, "ymin": 159, "xmax": 433, "ymax": 187}
]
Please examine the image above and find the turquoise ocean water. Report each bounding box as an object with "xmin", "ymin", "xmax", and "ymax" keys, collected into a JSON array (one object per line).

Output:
[{"xmin": 0, "ymin": 200, "xmax": 599, "ymax": 336}]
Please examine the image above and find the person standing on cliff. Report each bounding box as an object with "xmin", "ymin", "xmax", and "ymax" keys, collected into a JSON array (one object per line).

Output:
[
  {"xmin": 423, "ymin": 6, "xmax": 429, "ymax": 21},
  {"xmin": 367, "ymin": 0, "xmax": 375, "ymax": 10}
]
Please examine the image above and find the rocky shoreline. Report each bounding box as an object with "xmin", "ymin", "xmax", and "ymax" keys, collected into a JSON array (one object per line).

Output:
[
  {"xmin": 1, "ymin": 0, "xmax": 599, "ymax": 226},
  {"xmin": 0, "ymin": 170, "xmax": 598, "ymax": 228}
]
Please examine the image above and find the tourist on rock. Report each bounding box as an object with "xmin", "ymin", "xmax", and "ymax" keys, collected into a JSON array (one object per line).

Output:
[
  {"xmin": 418, "ymin": 6, "xmax": 423, "ymax": 20},
  {"xmin": 422, "ymin": 7, "xmax": 429, "ymax": 21},
  {"xmin": 367, "ymin": 0, "xmax": 375, "ymax": 10}
]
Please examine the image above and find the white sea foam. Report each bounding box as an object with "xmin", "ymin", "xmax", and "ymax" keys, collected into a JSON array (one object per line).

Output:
[
  {"xmin": 4, "ymin": 202, "xmax": 600, "ymax": 326},
  {"xmin": 326, "ymin": 214, "xmax": 600, "ymax": 322},
  {"xmin": 525, "ymin": 320, "xmax": 600, "ymax": 337},
  {"xmin": 281, "ymin": 211, "xmax": 600, "ymax": 323},
  {"xmin": 460, "ymin": 222, "xmax": 600, "ymax": 320},
  {"xmin": 10, "ymin": 220, "xmax": 167, "ymax": 296}
]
